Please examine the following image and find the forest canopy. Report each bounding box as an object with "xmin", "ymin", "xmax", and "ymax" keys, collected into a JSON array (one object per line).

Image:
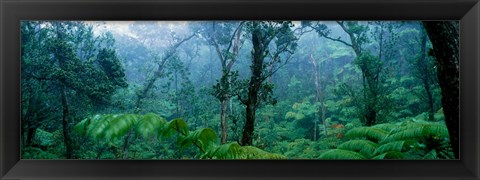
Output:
[{"xmin": 21, "ymin": 21, "xmax": 459, "ymax": 160}]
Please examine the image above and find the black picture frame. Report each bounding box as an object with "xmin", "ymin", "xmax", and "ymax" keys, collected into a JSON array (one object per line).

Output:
[{"xmin": 1, "ymin": 0, "xmax": 479, "ymax": 179}]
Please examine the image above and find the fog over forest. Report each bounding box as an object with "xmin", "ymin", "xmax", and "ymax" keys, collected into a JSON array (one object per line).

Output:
[{"xmin": 21, "ymin": 21, "xmax": 459, "ymax": 159}]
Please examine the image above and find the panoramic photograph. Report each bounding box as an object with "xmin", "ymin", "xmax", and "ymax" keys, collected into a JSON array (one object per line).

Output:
[{"xmin": 21, "ymin": 21, "xmax": 459, "ymax": 159}]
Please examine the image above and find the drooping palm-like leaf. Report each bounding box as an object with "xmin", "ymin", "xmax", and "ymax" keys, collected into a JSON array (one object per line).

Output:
[
  {"xmin": 337, "ymin": 139, "xmax": 378, "ymax": 158},
  {"xmin": 345, "ymin": 127, "xmax": 388, "ymax": 142},
  {"xmin": 319, "ymin": 149, "xmax": 366, "ymax": 160}
]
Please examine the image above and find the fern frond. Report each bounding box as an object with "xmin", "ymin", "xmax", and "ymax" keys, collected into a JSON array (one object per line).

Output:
[
  {"xmin": 164, "ymin": 118, "xmax": 189, "ymax": 137},
  {"xmin": 103, "ymin": 114, "xmax": 138, "ymax": 140},
  {"xmin": 135, "ymin": 113, "xmax": 167, "ymax": 138},
  {"xmin": 180, "ymin": 128, "xmax": 218, "ymax": 152},
  {"xmin": 373, "ymin": 141, "xmax": 405, "ymax": 155},
  {"xmin": 345, "ymin": 127, "xmax": 388, "ymax": 142},
  {"xmin": 371, "ymin": 123, "xmax": 397, "ymax": 132},
  {"xmin": 74, "ymin": 118, "xmax": 91, "ymax": 135},
  {"xmin": 238, "ymin": 146, "xmax": 287, "ymax": 159},
  {"xmin": 384, "ymin": 123, "xmax": 449, "ymax": 142},
  {"xmin": 372, "ymin": 151, "xmax": 404, "ymax": 159},
  {"xmin": 337, "ymin": 140, "xmax": 378, "ymax": 158},
  {"xmin": 209, "ymin": 142, "xmax": 286, "ymax": 159},
  {"xmin": 209, "ymin": 142, "xmax": 243, "ymax": 159},
  {"xmin": 319, "ymin": 149, "xmax": 366, "ymax": 160},
  {"xmin": 423, "ymin": 149, "xmax": 438, "ymax": 159},
  {"xmin": 87, "ymin": 114, "xmax": 115, "ymax": 139}
]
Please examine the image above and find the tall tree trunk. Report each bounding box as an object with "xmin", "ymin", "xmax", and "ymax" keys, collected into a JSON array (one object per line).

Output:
[
  {"xmin": 309, "ymin": 52, "xmax": 327, "ymax": 140},
  {"xmin": 26, "ymin": 127, "xmax": 37, "ymax": 146},
  {"xmin": 220, "ymin": 98, "xmax": 228, "ymax": 144},
  {"xmin": 61, "ymin": 84, "xmax": 72, "ymax": 159},
  {"xmin": 419, "ymin": 30, "xmax": 435, "ymax": 121},
  {"xmin": 422, "ymin": 21, "xmax": 459, "ymax": 159},
  {"xmin": 241, "ymin": 25, "xmax": 263, "ymax": 146}
]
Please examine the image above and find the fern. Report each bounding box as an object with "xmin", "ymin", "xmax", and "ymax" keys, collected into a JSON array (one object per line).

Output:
[
  {"xmin": 75, "ymin": 113, "xmax": 285, "ymax": 159},
  {"xmin": 383, "ymin": 123, "xmax": 449, "ymax": 143},
  {"xmin": 373, "ymin": 141, "xmax": 405, "ymax": 155},
  {"xmin": 337, "ymin": 140, "xmax": 378, "ymax": 158},
  {"xmin": 165, "ymin": 118, "xmax": 190, "ymax": 137},
  {"xmin": 319, "ymin": 149, "xmax": 366, "ymax": 160},
  {"xmin": 320, "ymin": 120, "xmax": 451, "ymax": 160},
  {"xmin": 372, "ymin": 151, "xmax": 404, "ymax": 159},
  {"xmin": 371, "ymin": 123, "xmax": 398, "ymax": 132},
  {"xmin": 135, "ymin": 113, "xmax": 167, "ymax": 138},
  {"xmin": 180, "ymin": 128, "xmax": 218, "ymax": 152},
  {"xmin": 345, "ymin": 127, "xmax": 388, "ymax": 142},
  {"xmin": 423, "ymin": 149, "xmax": 438, "ymax": 159},
  {"xmin": 205, "ymin": 142, "xmax": 287, "ymax": 159}
]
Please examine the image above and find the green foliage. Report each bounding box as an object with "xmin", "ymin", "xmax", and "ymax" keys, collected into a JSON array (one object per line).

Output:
[
  {"xmin": 319, "ymin": 149, "xmax": 366, "ymax": 160},
  {"xmin": 345, "ymin": 127, "xmax": 388, "ymax": 142},
  {"xmin": 337, "ymin": 140, "xmax": 378, "ymax": 158},
  {"xmin": 75, "ymin": 113, "xmax": 284, "ymax": 159},
  {"xmin": 320, "ymin": 120, "xmax": 452, "ymax": 160}
]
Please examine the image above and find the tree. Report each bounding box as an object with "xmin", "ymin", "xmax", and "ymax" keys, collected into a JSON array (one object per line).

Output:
[
  {"xmin": 306, "ymin": 21, "xmax": 390, "ymax": 126},
  {"xmin": 414, "ymin": 28, "xmax": 437, "ymax": 121},
  {"xmin": 238, "ymin": 21, "xmax": 298, "ymax": 146},
  {"xmin": 123, "ymin": 33, "xmax": 195, "ymax": 159},
  {"xmin": 309, "ymin": 41, "xmax": 328, "ymax": 140},
  {"xmin": 422, "ymin": 21, "xmax": 459, "ymax": 159},
  {"xmin": 21, "ymin": 21, "xmax": 128, "ymax": 158},
  {"xmin": 205, "ymin": 21, "xmax": 246, "ymax": 144}
]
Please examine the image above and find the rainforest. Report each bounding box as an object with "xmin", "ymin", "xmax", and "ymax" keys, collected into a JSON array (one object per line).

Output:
[{"xmin": 21, "ymin": 21, "xmax": 459, "ymax": 160}]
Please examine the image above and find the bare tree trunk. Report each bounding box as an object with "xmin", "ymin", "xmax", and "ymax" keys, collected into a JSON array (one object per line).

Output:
[
  {"xmin": 241, "ymin": 24, "xmax": 263, "ymax": 146},
  {"xmin": 220, "ymin": 98, "xmax": 228, "ymax": 144},
  {"xmin": 309, "ymin": 52, "xmax": 328, "ymax": 140},
  {"xmin": 61, "ymin": 84, "xmax": 72, "ymax": 159},
  {"xmin": 419, "ymin": 30, "xmax": 435, "ymax": 121},
  {"xmin": 423, "ymin": 21, "xmax": 459, "ymax": 159}
]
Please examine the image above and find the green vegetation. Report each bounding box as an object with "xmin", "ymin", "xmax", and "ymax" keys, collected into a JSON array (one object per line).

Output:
[{"xmin": 21, "ymin": 21, "xmax": 458, "ymax": 159}]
